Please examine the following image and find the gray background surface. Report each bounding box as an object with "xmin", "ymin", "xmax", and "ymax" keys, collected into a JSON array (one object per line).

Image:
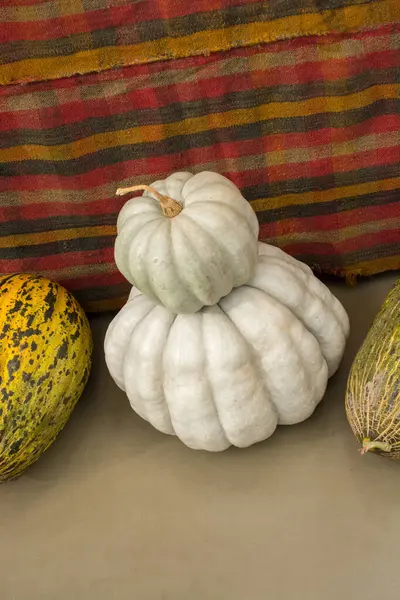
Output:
[{"xmin": 1, "ymin": 274, "xmax": 398, "ymax": 600}]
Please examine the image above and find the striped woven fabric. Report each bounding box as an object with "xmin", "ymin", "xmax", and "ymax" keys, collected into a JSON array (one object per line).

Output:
[{"xmin": 1, "ymin": 0, "xmax": 399, "ymax": 311}]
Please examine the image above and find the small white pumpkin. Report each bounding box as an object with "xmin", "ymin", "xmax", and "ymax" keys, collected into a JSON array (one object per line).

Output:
[
  {"xmin": 114, "ymin": 171, "xmax": 259, "ymax": 314},
  {"xmin": 105, "ymin": 243, "xmax": 349, "ymax": 451}
]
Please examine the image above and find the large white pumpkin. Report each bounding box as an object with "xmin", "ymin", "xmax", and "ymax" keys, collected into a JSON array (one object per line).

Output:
[
  {"xmin": 114, "ymin": 171, "xmax": 259, "ymax": 314},
  {"xmin": 105, "ymin": 243, "xmax": 349, "ymax": 451}
]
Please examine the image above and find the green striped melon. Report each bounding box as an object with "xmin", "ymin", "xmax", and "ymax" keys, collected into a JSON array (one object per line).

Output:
[
  {"xmin": 0, "ymin": 274, "xmax": 92, "ymax": 481},
  {"xmin": 346, "ymin": 279, "xmax": 400, "ymax": 458}
]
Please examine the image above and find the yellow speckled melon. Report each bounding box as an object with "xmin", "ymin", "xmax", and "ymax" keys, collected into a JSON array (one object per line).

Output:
[
  {"xmin": 0, "ymin": 274, "xmax": 92, "ymax": 481},
  {"xmin": 346, "ymin": 278, "xmax": 400, "ymax": 458}
]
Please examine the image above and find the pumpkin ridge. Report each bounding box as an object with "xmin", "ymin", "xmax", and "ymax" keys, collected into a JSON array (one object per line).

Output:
[
  {"xmin": 170, "ymin": 214, "xmax": 232, "ymax": 308},
  {"xmin": 167, "ymin": 220, "xmax": 200, "ymax": 311},
  {"xmin": 249, "ymin": 252, "xmax": 348, "ymax": 374},
  {"xmin": 216, "ymin": 293, "xmax": 277, "ymax": 424},
  {"xmin": 126, "ymin": 304, "xmax": 175, "ymax": 432},
  {"xmin": 200, "ymin": 311, "xmax": 230, "ymax": 447},
  {"xmin": 107, "ymin": 294, "xmax": 156, "ymax": 391},
  {"xmin": 161, "ymin": 313, "xmax": 178, "ymax": 434},
  {"xmin": 128, "ymin": 218, "xmax": 166, "ymax": 300},
  {"xmin": 184, "ymin": 200, "xmax": 255, "ymax": 240},
  {"xmin": 257, "ymin": 244, "xmax": 348, "ymax": 332},
  {"xmin": 182, "ymin": 205, "xmax": 256, "ymax": 286},
  {"xmin": 114, "ymin": 171, "xmax": 259, "ymax": 313},
  {"xmin": 144, "ymin": 218, "xmax": 177, "ymax": 303},
  {"xmin": 259, "ymin": 253, "xmax": 346, "ymax": 336},
  {"xmin": 106, "ymin": 241, "xmax": 347, "ymax": 451},
  {"xmin": 116, "ymin": 197, "xmax": 163, "ymax": 232},
  {"xmin": 220, "ymin": 285, "xmax": 327, "ymax": 424},
  {"xmin": 115, "ymin": 212, "xmax": 163, "ymax": 283}
]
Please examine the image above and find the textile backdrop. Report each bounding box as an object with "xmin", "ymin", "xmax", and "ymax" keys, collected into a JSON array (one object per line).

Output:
[{"xmin": 1, "ymin": 0, "xmax": 399, "ymax": 311}]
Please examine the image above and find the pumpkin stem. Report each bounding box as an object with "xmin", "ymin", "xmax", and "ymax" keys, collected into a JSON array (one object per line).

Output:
[
  {"xmin": 360, "ymin": 438, "xmax": 392, "ymax": 455},
  {"xmin": 116, "ymin": 184, "xmax": 183, "ymax": 218}
]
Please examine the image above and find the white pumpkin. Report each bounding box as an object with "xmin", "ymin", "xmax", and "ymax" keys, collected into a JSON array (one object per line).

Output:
[
  {"xmin": 105, "ymin": 243, "xmax": 349, "ymax": 451},
  {"xmin": 114, "ymin": 171, "xmax": 259, "ymax": 313}
]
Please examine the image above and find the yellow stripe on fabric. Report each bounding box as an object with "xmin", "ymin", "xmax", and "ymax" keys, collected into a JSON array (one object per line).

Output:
[
  {"xmin": 0, "ymin": 0, "xmax": 398, "ymax": 85},
  {"xmin": 39, "ymin": 261, "xmax": 117, "ymax": 281},
  {"xmin": 1, "ymin": 83, "xmax": 398, "ymax": 162},
  {"xmin": 84, "ymin": 295, "xmax": 128, "ymax": 313},
  {"xmin": 5, "ymin": 29, "xmax": 396, "ymax": 113},
  {"xmin": 1, "ymin": 0, "xmax": 127, "ymax": 22},
  {"xmin": 341, "ymin": 256, "xmax": 400, "ymax": 277},
  {"xmin": 251, "ymin": 177, "xmax": 400, "ymax": 210},
  {"xmin": 0, "ymin": 226, "xmax": 116, "ymax": 249},
  {"xmin": 266, "ymin": 216, "xmax": 399, "ymax": 245},
  {"xmin": 1, "ymin": 176, "xmax": 399, "ymax": 210}
]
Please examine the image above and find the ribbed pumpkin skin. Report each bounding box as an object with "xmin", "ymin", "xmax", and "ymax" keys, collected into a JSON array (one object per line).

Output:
[
  {"xmin": 106, "ymin": 243, "xmax": 349, "ymax": 451},
  {"xmin": 346, "ymin": 279, "xmax": 400, "ymax": 458},
  {"xmin": 0, "ymin": 275, "xmax": 92, "ymax": 482}
]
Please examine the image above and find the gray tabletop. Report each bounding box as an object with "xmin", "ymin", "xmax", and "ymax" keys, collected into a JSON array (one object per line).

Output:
[{"xmin": 1, "ymin": 273, "xmax": 398, "ymax": 600}]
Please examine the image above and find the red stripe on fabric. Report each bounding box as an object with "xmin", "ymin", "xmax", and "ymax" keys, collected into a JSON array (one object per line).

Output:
[
  {"xmin": 6, "ymin": 201, "xmax": 399, "ymax": 250},
  {"xmin": 2, "ymin": 0, "xmax": 60, "ymax": 5},
  {"xmin": 251, "ymin": 49, "xmax": 400, "ymax": 88},
  {"xmin": 0, "ymin": 247, "xmax": 115, "ymax": 273},
  {"xmin": 2, "ymin": 49, "xmax": 398, "ymax": 131},
  {"xmin": 1, "ymin": 172, "xmax": 124, "ymax": 193},
  {"xmin": 58, "ymin": 270, "xmax": 124, "ymax": 291},
  {"xmin": 0, "ymin": 44, "xmax": 242, "ymax": 97},
  {"xmin": 0, "ymin": 198, "xmax": 123, "ymax": 221},
  {"xmin": 259, "ymin": 202, "xmax": 400, "ymax": 238},
  {"xmin": 1, "ymin": 72, "xmax": 257, "ymax": 128},
  {"xmin": 1, "ymin": 116, "xmax": 398, "ymax": 186},
  {"xmin": 0, "ymin": 6, "xmax": 133, "ymax": 43},
  {"xmin": 211, "ymin": 146, "xmax": 400, "ymax": 186},
  {"xmin": 3, "ymin": 25, "xmax": 398, "ymax": 98},
  {"xmin": 262, "ymin": 115, "xmax": 400, "ymax": 151},
  {"xmin": 266, "ymin": 146, "xmax": 400, "ymax": 183},
  {"xmin": 282, "ymin": 229, "xmax": 400, "ymax": 256},
  {"xmin": 2, "ymin": 134, "xmax": 399, "ymax": 194},
  {"xmin": 0, "ymin": 0, "xmax": 257, "ymax": 42}
]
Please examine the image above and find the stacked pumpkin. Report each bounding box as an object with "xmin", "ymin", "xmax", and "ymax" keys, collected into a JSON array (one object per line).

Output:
[{"xmin": 105, "ymin": 172, "xmax": 350, "ymax": 451}]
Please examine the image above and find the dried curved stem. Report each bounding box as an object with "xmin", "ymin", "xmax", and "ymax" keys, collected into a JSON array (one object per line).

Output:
[
  {"xmin": 116, "ymin": 184, "xmax": 183, "ymax": 218},
  {"xmin": 360, "ymin": 438, "xmax": 392, "ymax": 455}
]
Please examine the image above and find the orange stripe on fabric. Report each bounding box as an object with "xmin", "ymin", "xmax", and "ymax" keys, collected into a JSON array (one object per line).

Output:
[
  {"xmin": 34, "ymin": 261, "xmax": 118, "ymax": 281},
  {"xmin": 1, "ymin": 175, "xmax": 399, "ymax": 210},
  {"xmin": 1, "ymin": 83, "xmax": 398, "ymax": 162},
  {"xmin": 251, "ymin": 176, "xmax": 400, "ymax": 210},
  {"xmin": 84, "ymin": 296, "xmax": 128, "ymax": 313},
  {"xmin": 3, "ymin": 28, "xmax": 396, "ymax": 112},
  {"xmin": 340, "ymin": 256, "xmax": 400, "ymax": 277},
  {"xmin": 0, "ymin": 226, "xmax": 116, "ymax": 249},
  {"xmin": 261, "ymin": 215, "xmax": 400, "ymax": 245},
  {"xmin": 1, "ymin": 0, "xmax": 398, "ymax": 84}
]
